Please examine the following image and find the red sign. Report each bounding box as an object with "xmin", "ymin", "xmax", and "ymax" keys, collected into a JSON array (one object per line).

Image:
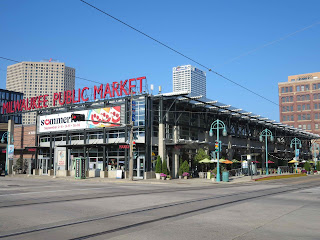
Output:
[
  {"xmin": 119, "ymin": 145, "xmax": 130, "ymax": 149},
  {"xmin": 27, "ymin": 148, "xmax": 36, "ymax": 152},
  {"xmin": 2, "ymin": 76, "xmax": 146, "ymax": 114},
  {"xmin": 2, "ymin": 150, "xmax": 6, "ymax": 153}
]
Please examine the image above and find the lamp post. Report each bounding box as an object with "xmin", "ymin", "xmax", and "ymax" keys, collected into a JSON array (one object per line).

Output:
[
  {"xmin": 259, "ymin": 129, "xmax": 274, "ymax": 176},
  {"xmin": 1, "ymin": 132, "xmax": 14, "ymax": 175},
  {"xmin": 209, "ymin": 119, "xmax": 227, "ymax": 182},
  {"xmin": 290, "ymin": 137, "xmax": 302, "ymax": 172},
  {"xmin": 310, "ymin": 142, "xmax": 319, "ymax": 170}
]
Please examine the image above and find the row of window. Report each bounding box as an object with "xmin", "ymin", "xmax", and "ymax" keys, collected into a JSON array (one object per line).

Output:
[
  {"xmin": 281, "ymin": 103, "xmax": 320, "ymax": 112},
  {"xmin": 282, "ymin": 112, "xmax": 320, "ymax": 121},
  {"xmin": 280, "ymin": 84, "xmax": 320, "ymax": 93}
]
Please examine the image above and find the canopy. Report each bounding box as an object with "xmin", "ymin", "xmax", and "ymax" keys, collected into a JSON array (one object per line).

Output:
[
  {"xmin": 199, "ymin": 158, "xmax": 211, "ymax": 163},
  {"xmin": 222, "ymin": 160, "xmax": 233, "ymax": 164},
  {"xmin": 232, "ymin": 159, "xmax": 240, "ymax": 163},
  {"xmin": 288, "ymin": 159, "xmax": 299, "ymax": 163},
  {"xmin": 252, "ymin": 161, "xmax": 260, "ymax": 163},
  {"xmin": 267, "ymin": 160, "xmax": 274, "ymax": 163}
]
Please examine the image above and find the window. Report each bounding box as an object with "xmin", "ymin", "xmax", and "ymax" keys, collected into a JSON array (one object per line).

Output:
[
  {"xmin": 297, "ymin": 86, "xmax": 300, "ymax": 92},
  {"xmin": 315, "ymin": 124, "xmax": 319, "ymax": 129},
  {"xmin": 291, "ymin": 115, "xmax": 294, "ymax": 121},
  {"xmin": 298, "ymin": 115, "xmax": 301, "ymax": 120},
  {"xmin": 297, "ymin": 105, "xmax": 301, "ymax": 111},
  {"xmin": 307, "ymin": 124, "xmax": 311, "ymax": 130},
  {"xmin": 307, "ymin": 114, "xmax": 311, "ymax": 120}
]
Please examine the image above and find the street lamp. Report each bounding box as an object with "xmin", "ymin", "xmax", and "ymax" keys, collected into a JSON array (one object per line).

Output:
[
  {"xmin": 259, "ymin": 129, "xmax": 274, "ymax": 176},
  {"xmin": 310, "ymin": 142, "xmax": 319, "ymax": 170},
  {"xmin": 1, "ymin": 132, "xmax": 14, "ymax": 175},
  {"xmin": 290, "ymin": 137, "xmax": 302, "ymax": 172},
  {"xmin": 209, "ymin": 119, "xmax": 227, "ymax": 182}
]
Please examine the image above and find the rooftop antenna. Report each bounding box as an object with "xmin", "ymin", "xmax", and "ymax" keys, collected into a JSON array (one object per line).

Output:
[
  {"xmin": 150, "ymin": 84, "xmax": 154, "ymax": 95},
  {"xmin": 159, "ymin": 86, "xmax": 162, "ymax": 94}
]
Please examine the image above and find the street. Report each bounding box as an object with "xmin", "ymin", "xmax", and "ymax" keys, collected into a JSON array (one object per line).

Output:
[{"xmin": 0, "ymin": 175, "xmax": 319, "ymax": 239}]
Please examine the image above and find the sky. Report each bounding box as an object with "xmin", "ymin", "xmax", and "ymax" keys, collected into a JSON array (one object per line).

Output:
[{"xmin": 0, "ymin": 0, "xmax": 320, "ymax": 122}]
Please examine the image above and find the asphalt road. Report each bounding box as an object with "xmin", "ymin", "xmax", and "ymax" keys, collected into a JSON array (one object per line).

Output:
[{"xmin": 0, "ymin": 175, "xmax": 319, "ymax": 240}]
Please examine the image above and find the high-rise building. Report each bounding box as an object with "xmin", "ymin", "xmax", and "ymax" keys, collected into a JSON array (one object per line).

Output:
[
  {"xmin": 173, "ymin": 65, "xmax": 206, "ymax": 97},
  {"xmin": 6, "ymin": 60, "xmax": 75, "ymax": 125},
  {"xmin": 278, "ymin": 72, "xmax": 320, "ymax": 135}
]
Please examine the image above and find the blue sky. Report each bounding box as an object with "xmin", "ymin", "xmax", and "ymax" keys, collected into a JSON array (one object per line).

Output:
[{"xmin": 1, "ymin": 0, "xmax": 320, "ymax": 121}]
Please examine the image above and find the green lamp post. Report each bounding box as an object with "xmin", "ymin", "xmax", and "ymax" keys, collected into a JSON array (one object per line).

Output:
[
  {"xmin": 310, "ymin": 142, "xmax": 319, "ymax": 170},
  {"xmin": 290, "ymin": 137, "xmax": 302, "ymax": 172},
  {"xmin": 259, "ymin": 129, "xmax": 274, "ymax": 175},
  {"xmin": 209, "ymin": 120, "xmax": 227, "ymax": 182}
]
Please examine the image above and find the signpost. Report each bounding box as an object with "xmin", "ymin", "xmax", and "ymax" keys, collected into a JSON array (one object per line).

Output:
[{"xmin": 75, "ymin": 157, "xmax": 86, "ymax": 179}]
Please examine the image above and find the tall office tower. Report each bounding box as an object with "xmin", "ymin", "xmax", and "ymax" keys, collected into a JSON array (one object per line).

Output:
[
  {"xmin": 278, "ymin": 72, "xmax": 320, "ymax": 135},
  {"xmin": 6, "ymin": 60, "xmax": 75, "ymax": 125},
  {"xmin": 173, "ymin": 65, "xmax": 206, "ymax": 97}
]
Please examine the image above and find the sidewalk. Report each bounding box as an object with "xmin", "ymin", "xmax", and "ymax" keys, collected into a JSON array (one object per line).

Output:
[{"xmin": 5, "ymin": 174, "xmax": 257, "ymax": 186}]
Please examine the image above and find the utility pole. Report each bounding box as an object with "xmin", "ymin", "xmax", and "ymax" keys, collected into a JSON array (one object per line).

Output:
[{"xmin": 128, "ymin": 91, "xmax": 134, "ymax": 180}]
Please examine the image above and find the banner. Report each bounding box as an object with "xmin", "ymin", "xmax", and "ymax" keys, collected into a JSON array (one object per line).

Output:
[
  {"xmin": 38, "ymin": 106, "xmax": 121, "ymax": 133},
  {"xmin": 8, "ymin": 145, "xmax": 14, "ymax": 159},
  {"xmin": 57, "ymin": 150, "xmax": 66, "ymax": 166}
]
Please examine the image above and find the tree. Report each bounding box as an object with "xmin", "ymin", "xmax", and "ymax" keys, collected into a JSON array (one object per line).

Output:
[
  {"xmin": 181, "ymin": 160, "xmax": 189, "ymax": 173},
  {"xmin": 162, "ymin": 159, "xmax": 168, "ymax": 175},
  {"xmin": 194, "ymin": 148, "xmax": 209, "ymax": 164},
  {"xmin": 304, "ymin": 161, "xmax": 311, "ymax": 172},
  {"xmin": 155, "ymin": 156, "xmax": 162, "ymax": 173}
]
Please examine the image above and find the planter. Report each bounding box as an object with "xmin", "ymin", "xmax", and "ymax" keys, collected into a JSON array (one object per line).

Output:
[
  {"xmin": 184, "ymin": 176, "xmax": 188, "ymax": 180},
  {"xmin": 156, "ymin": 173, "xmax": 161, "ymax": 180},
  {"xmin": 166, "ymin": 178, "xmax": 171, "ymax": 180},
  {"xmin": 179, "ymin": 176, "xmax": 182, "ymax": 179},
  {"xmin": 161, "ymin": 176, "xmax": 166, "ymax": 180}
]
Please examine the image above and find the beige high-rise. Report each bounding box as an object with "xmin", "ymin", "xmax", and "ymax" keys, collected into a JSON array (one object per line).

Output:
[{"xmin": 6, "ymin": 61, "xmax": 75, "ymax": 125}]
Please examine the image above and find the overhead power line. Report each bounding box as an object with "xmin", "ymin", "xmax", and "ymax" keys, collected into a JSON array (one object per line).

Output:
[
  {"xmin": 219, "ymin": 21, "xmax": 320, "ymax": 66},
  {"xmin": 80, "ymin": 0, "xmax": 279, "ymax": 106}
]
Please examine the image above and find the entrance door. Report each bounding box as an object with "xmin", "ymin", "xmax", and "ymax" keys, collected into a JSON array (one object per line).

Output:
[
  {"xmin": 39, "ymin": 158, "xmax": 49, "ymax": 175},
  {"xmin": 134, "ymin": 156, "xmax": 145, "ymax": 179}
]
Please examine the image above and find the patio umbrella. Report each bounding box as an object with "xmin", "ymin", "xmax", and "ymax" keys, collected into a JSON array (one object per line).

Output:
[
  {"xmin": 199, "ymin": 158, "xmax": 211, "ymax": 163},
  {"xmin": 288, "ymin": 159, "xmax": 298, "ymax": 163},
  {"xmin": 267, "ymin": 160, "xmax": 274, "ymax": 164},
  {"xmin": 253, "ymin": 160, "xmax": 260, "ymax": 163},
  {"xmin": 232, "ymin": 159, "xmax": 240, "ymax": 163},
  {"xmin": 222, "ymin": 160, "xmax": 233, "ymax": 164}
]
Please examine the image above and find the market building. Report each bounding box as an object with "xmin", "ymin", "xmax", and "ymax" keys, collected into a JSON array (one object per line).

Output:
[{"xmin": 33, "ymin": 86, "xmax": 319, "ymax": 179}]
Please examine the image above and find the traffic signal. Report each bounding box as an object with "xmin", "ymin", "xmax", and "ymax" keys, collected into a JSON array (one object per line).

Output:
[
  {"xmin": 132, "ymin": 141, "xmax": 136, "ymax": 151},
  {"xmin": 215, "ymin": 141, "xmax": 219, "ymax": 152},
  {"xmin": 71, "ymin": 113, "xmax": 85, "ymax": 122}
]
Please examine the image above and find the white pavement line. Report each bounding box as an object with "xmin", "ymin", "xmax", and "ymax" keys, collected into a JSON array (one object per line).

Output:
[{"xmin": 0, "ymin": 186, "xmax": 119, "ymax": 196}]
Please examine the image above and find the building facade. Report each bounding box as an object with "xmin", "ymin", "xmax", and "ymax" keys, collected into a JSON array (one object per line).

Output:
[
  {"xmin": 34, "ymin": 92, "xmax": 317, "ymax": 179},
  {"xmin": 279, "ymin": 72, "xmax": 320, "ymax": 135},
  {"xmin": 173, "ymin": 65, "xmax": 206, "ymax": 97},
  {"xmin": 0, "ymin": 89, "xmax": 23, "ymax": 124},
  {"xmin": 6, "ymin": 61, "xmax": 75, "ymax": 125}
]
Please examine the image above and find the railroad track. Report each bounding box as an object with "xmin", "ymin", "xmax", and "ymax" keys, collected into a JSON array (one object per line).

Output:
[{"xmin": 0, "ymin": 177, "xmax": 319, "ymax": 240}]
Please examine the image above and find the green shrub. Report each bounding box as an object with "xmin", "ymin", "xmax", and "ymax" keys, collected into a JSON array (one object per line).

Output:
[
  {"xmin": 316, "ymin": 161, "xmax": 320, "ymax": 170},
  {"xmin": 304, "ymin": 161, "xmax": 311, "ymax": 172},
  {"xmin": 155, "ymin": 156, "xmax": 162, "ymax": 173},
  {"xmin": 181, "ymin": 160, "xmax": 189, "ymax": 173},
  {"xmin": 162, "ymin": 159, "xmax": 168, "ymax": 175}
]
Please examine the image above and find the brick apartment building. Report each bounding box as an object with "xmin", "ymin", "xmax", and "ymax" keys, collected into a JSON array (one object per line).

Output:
[{"xmin": 279, "ymin": 72, "xmax": 320, "ymax": 136}]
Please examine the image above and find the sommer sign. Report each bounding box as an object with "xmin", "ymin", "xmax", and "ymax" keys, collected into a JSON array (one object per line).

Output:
[
  {"xmin": 38, "ymin": 106, "xmax": 121, "ymax": 133},
  {"xmin": 2, "ymin": 76, "xmax": 146, "ymax": 114}
]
